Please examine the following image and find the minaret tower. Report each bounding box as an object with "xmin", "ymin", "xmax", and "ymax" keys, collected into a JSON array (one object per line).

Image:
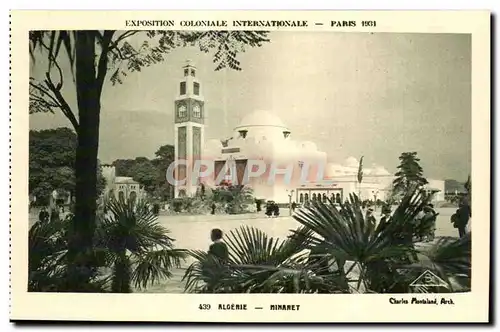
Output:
[{"xmin": 174, "ymin": 60, "xmax": 205, "ymax": 197}]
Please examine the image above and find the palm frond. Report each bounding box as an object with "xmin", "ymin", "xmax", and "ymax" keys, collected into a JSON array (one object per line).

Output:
[
  {"xmin": 28, "ymin": 219, "xmax": 70, "ymax": 290},
  {"xmin": 225, "ymin": 226, "xmax": 302, "ymax": 266},
  {"xmin": 293, "ymin": 195, "xmax": 410, "ymax": 264},
  {"xmin": 96, "ymin": 196, "xmax": 186, "ymax": 292},
  {"xmin": 411, "ymin": 233, "xmax": 471, "ymax": 291},
  {"xmin": 100, "ymin": 196, "xmax": 175, "ymax": 253},
  {"xmin": 183, "ymin": 225, "xmax": 342, "ymax": 293},
  {"xmin": 131, "ymin": 248, "xmax": 187, "ymax": 289}
]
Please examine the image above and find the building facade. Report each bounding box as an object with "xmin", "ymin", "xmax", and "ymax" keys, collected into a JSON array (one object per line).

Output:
[
  {"xmin": 201, "ymin": 111, "xmax": 445, "ymax": 204},
  {"xmin": 101, "ymin": 165, "xmax": 144, "ymax": 202},
  {"xmin": 171, "ymin": 62, "xmax": 445, "ymax": 204}
]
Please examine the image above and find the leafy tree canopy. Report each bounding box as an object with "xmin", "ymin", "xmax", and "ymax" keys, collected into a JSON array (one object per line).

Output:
[
  {"xmin": 392, "ymin": 152, "xmax": 428, "ymax": 194},
  {"xmin": 29, "ymin": 128, "xmax": 106, "ymax": 203},
  {"xmin": 29, "ymin": 30, "xmax": 270, "ymax": 128},
  {"xmin": 111, "ymin": 144, "xmax": 175, "ymax": 199}
]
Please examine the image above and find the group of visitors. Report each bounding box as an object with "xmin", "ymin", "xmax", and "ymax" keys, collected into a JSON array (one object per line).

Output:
[
  {"xmin": 366, "ymin": 205, "xmax": 394, "ymax": 232},
  {"xmin": 363, "ymin": 204, "xmax": 439, "ymax": 243},
  {"xmin": 265, "ymin": 201, "xmax": 280, "ymax": 217},
  {"xmin": 37, "ymin": 206, "xmax": 65, "ymax": 223},
  {"xmin": 414, "ymin": 204, "xmax": 439, "ymax": 242}
]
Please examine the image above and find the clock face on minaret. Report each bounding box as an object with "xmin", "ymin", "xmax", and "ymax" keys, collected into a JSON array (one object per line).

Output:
[{"xmin": 174, "ymin": 60, "xmax": 204, "ymax": 125}]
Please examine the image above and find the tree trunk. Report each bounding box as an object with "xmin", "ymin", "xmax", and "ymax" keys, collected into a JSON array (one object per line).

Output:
[
  {"xmin": 111, "ymin": 251, "xmax": 132, "ymax": 293},
  {"xmin": 66, "ymin": 31, "xmax": 101, "ymax": 291}
]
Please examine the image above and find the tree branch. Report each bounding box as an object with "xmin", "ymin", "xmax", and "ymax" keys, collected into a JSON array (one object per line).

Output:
[
  {"xmin": 30, "ymin": 95, "xmax": 59, "ymax": 108},
  {"xmin": 29, "ymin": 81, "xmax": 62, "ymax": 108},
  {"xmin": 37, "ymin": 37, "xmax": 65, "ymax": 89},
  {"xmin": 108, "ymin": 44, "xmax": 139, "ymax": 61},
  {"xmin": 110, "ymin": 30, "xmax": 141, "ymax": 49},
  {"xmin": 31, "ymin": 34, "xmax": 78, "ymax": 130},
  {"xmin": 96, "ymin": 30, "xmax": 115, "ymax": 95}
]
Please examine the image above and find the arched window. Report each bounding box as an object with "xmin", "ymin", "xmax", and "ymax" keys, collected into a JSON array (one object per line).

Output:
[
  {"xmin": 193, "ymin": 104, "xmax": 201, "ymax": 118},
  {"xmin": 118, "ymin": 191, "xmax": 125, "ymax": 201},
  {"xmin": 322, "ymin": 193, "xmax": 327, "ymax": 203},
  {"xmin": 312, "ymin": 193, "xmax": 317, "ymax": 201},
  {"xmin": 178, "ymin": 104, "xmax": 187, "ymax": 117},
  {"xmin": 299, "ymin": 193, "xmax": 304, "ymax": 203},
  {"xmin": 336, "ymin": 193, "xmax": 341, "ymax": 204},
  {"xmin": 304, "ymin": 193, "xmax": 309, "ymax": 202},
  {"xmin": 178, "ymin": 189, "xmax": 186, "ymax": 198}
]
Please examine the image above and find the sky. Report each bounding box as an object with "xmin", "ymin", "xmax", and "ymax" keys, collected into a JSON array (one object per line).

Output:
[{"xmin": 29, "ymin": 31, "xmax": 471, "ymax": 180}]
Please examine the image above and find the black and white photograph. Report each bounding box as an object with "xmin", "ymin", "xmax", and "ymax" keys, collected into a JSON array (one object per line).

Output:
[
  {"xmin": 10, "ymin": 10, "xmax": 490, "ymax": 323},
  {"xmin": 27, "ymin": 29, "xmax": 473, "ymax": 294}
]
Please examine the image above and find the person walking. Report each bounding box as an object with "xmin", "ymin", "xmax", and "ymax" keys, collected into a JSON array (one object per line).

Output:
[
  {"xmin": 203, "ymin": 228, "xmax": 230, "ymax": 292},
  {"xmin": 208, "ymin": 228, "xmax": 229, "ymax": 261},
  {"xmin": 365, "ymin": 207, "xmax": 376, "ymax": 225},
  {"xmin": 379, "ymin": 206, "xmax": 392, "ymax": 229},
  {"xmin": 265, "ymin": 201, "xmax": 273, "ymax": 217},
  {"xmin": 456, "ymin": 201, "xmax": 471, "ymax": 238},
  {"xmin": 255, "ymin": 200, "xmax": 262, "ymax": 212},
  {"xmin": 273, "ymin": 203, "xmax": 280, "ymax": 217},
  {"xmin": 421, "ymin": 204, "xmax": 438, "ymax": 242},
  {"xmin": 49, "ymin": 207, "xmax": 60, "ymax": 222},
  {"xmin": 153, "ymin": 202, "xmax": 160, "ymax": 216}
]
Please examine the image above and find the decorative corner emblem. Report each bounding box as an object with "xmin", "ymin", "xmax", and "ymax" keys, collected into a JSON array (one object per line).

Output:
[{"xmin": 409, "ymin": 270, "xmax": 449, "ymax": 289}]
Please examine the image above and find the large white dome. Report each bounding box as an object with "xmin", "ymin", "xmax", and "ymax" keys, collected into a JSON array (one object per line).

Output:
[{"xmin": 235, "ymin": 110, "xmax": 288, "ymax": 130}]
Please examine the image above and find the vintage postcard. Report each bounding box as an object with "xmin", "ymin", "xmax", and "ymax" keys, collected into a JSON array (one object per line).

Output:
[{"xmin": 10, "ymin": 10, "xmax": 490, "ymax": 323}]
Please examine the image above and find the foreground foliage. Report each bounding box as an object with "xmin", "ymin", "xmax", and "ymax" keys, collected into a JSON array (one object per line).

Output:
[
  {"xmin": 170, "ymin": 184, "xmax": 255, "ymax": 215},
  {"xmin": 29, "ymin": 128, "xmax": 106, "ymax": 206},
  {"xmin": 393, "ymin": 152, "xmax": 429, "ymax": 196},
  {"xmin": 29, "ymin": 197, "xmax": 186, "ymax": 292}
]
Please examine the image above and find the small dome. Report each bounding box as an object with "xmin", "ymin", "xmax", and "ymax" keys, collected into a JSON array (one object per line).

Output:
[
  {"xmin": 325, "ymin": 163, "xmax": 343, "ymax": 177},
  {"xmin": 235, "ymin": 110, "xmax": 288, "ymax": 130},
  {"xmin": 371, "ymin": 166, "xmax": 391, "ymax": 176}
]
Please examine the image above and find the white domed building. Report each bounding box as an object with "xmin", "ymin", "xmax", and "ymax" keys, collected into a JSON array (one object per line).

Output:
[
  {"xmin": 192, "ymin": 109, "xmax": 444, "ymax": 204},
  {"xmin": 201, "ymin": 110, "xmax": 329, "ymax": 203}
]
